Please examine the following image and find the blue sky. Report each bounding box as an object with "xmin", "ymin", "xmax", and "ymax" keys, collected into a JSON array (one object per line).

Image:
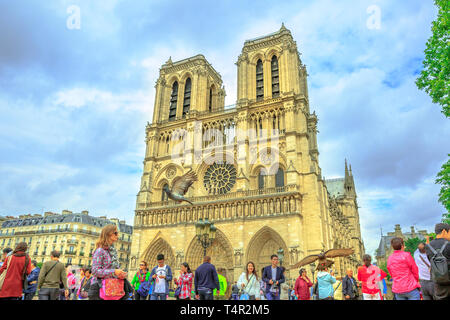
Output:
[{"xmin": 1, "ymin": 0, "xmax": 448, "ymax": 257}]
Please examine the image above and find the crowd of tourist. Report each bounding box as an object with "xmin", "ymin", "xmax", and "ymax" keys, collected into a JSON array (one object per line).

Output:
[{"xmin": 0, "ymin": 222, "xmax": 448, "ymax": 300}]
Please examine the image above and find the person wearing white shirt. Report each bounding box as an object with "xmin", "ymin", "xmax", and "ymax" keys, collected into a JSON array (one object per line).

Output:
[
  {"xmin": 414, "ymin": 242, "xmax": 434, "ymax": 300},
  {"xmin": 237, "ymin": 262, "xmax": 260, "ymax": 300}
]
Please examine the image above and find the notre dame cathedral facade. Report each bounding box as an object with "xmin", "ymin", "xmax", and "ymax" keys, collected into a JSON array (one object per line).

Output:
[{"xmin": 128, "ymin": 24, "xmax": 365, "ymax": 285}]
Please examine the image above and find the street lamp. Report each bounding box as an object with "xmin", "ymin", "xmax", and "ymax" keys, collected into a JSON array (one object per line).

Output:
[
  {"xmin": 309, "ymin": 262, "xmax": 316, "ymax": 281},
  {"xmin": 195, "ymin": 218, "xmax": 217, "ymax": 257},
  {"xmin": 277, "ymin": 248, "xmax": 284, "ymax": 267},
  {"xmin": 309, "ymin": 262, "xmax": 316, "ymax": 300}
]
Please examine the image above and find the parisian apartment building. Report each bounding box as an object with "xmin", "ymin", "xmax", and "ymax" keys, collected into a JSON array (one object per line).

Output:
[{"xmin": 0, "ymin": 210, "xmax": 133, "ymax": 270}]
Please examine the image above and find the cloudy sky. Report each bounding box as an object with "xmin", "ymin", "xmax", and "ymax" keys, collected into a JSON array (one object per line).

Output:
[{"xmin": 1, "ymin": 0, "xmax": 448, "ymax": 257}]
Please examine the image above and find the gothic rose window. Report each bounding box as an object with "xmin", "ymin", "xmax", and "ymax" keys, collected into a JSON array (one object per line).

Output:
[{"xmin": 203, "ymin": 163, "xmax": 237, "ymax": 195}]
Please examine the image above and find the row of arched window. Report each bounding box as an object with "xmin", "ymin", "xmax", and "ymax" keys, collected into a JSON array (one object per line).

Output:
[
  {"xmin": 167, "ymin": 55, "xmax": 280, "ymax": 121},
  {"xmin": 169, "ymin": 78, "xmax": 215, "ymax": 121},
  {"xmin": 256, "ymin": 55, "xmax": 280, "ymax": 101},
  {"xmin": 258, "ymin": 168, "xmax": 285, "ymax": 189},
  {"xmin": 169, "ymin": 79, "xmax": 192, "ymax": 121},
  {"xmin": 160, "ymin": 168, "xmax": 285, "ymax": 201}
]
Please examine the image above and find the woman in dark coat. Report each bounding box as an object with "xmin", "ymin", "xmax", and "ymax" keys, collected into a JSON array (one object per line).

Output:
[
  {"xmin": 0, "ymin": 242, "xmax": 32, "ymax": 300},
  {"xmin": 294, "ymin": 268, "xmax": 313, "ymax": 300}
]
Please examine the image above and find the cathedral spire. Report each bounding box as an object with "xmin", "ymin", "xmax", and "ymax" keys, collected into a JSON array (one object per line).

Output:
[
  {"xmin": 344, "ymin": 159, "xmax": 356, "ymax": 199},
  {"xmin": 345, "ymin": 159, "xmax": 349, "ymax": 181}
]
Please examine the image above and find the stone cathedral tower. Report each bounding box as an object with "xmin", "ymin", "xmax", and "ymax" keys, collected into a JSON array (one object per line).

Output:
[{"xmin": 129, "ymin": 25, "xmax": 365, "ymax": 285}]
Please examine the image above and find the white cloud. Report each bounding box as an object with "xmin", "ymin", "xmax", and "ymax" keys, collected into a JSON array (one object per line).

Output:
[
  {"xmin": 0, "ymin": 0, "xmax": 445, "ymax": 256},
  {"xmin": 51, "ymin": 87, "xmax": 152, "ymax": 114}
]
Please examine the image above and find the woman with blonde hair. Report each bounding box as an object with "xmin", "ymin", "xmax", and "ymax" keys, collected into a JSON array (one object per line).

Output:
[{"xmin": 88, "ymin": 224, "xmax": 128, "ymax": 300}]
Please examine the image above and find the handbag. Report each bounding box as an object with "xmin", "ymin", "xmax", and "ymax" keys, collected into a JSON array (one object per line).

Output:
[
  {"xmin": 79, "ymin": 277, "xmax": 89, "ymax": 299},
  {"xmin": 0, "ymin": 256, "xmax": 11, "ymax": 290},
  {"xmin": 99, "ymin": 278, "xmax": 125, "ymax": 300},
  {"xmin": 239, "ymin": 274, "xmax": 255, "ymax": 300},
  {"xmin": 22, "ymin": 254, "xmax": 30, "ymax": 291},
  {"xmin": 239, "ymin": 293, "xmax": 250, "ymax": 300}
]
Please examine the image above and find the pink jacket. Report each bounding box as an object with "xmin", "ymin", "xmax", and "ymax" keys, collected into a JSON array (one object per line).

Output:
[
  {"xmin": 67, "ymin": 272, "xmax": 77, "ymax": 290},
  {"xmin": 387, "ymin": 250, "xmax": 420, "ymax": 294}
]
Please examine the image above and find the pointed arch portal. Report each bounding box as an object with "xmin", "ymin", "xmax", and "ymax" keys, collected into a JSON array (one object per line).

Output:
[
  {"xmin": 142, "ymin": 235, "xmax": 175, "ymax": 268},
  {"xmin": 246, "ymin": 226, "xmax": 290, "ymax": 271},
  {"xmin": 185, "ymin": 229, "xmax": 234, "ymax": 282}
]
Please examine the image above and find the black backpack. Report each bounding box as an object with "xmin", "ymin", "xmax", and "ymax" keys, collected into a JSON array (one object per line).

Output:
[{"xmin": 427, "ymin": 242, "xmax": 449, "ymax": 284}]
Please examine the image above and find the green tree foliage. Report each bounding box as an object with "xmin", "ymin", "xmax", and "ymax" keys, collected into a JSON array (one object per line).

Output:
[
  {"xmin": 416, "ymin": 0, "xmax": 450, "ymax": 116},
  {"xmin": 404, "ymin": 237, "xmax": 423, "ymax": 256},
  {"xmin": 442, "ymin": 212, "xmax": 450, "ymax": 224},
  {"xmin": 379, "ymin": 262, "xmax": 391, "ymax": 281},
  {"xmin": 416, "ymin": 1, "xmax": 450, "ymax": 215},
  {"xmin": 436, "ymin": 157, "xmax": 450, "ymax": 213}
]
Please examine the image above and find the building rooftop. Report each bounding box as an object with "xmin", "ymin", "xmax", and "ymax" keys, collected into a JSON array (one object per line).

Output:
[
  {"xmin": 376, "ymin": 225, "xmax": 427, "ymax": 257},
  {"xmin": 1, "ymin": 211, "xmax": 133, "ymax": 234},
  {"xmin": 160, "ymin": 54, "xmax": 223, "ymax": 84},
  {"xmin": 244, "ymin": 23, "xmax": 292, "ymax": 44},
  {"xmin": 325, "ymin": 178, "xmax": 346, "ymax": 198}
]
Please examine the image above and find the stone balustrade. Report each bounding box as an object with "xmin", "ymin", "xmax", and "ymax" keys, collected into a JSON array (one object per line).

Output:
[{"xmin": 135, "ymin": 184, "xmax": 302, "ymax": 227}]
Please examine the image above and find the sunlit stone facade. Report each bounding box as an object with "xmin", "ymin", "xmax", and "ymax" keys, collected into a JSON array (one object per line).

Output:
[{"xmin": 129, "ymin": 25, "xmax": 365, "ymax": 287}]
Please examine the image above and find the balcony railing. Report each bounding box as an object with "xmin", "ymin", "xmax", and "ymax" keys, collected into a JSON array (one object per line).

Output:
[
  {"xmin": 136, "ymin": 184, "xmax": 302, "ymax": 227},
  {"xmin": 151, "ymin": 97, "xmax": 290, "ymax": 127},
  {"xmin": 154, "ymin": 104, "xmax": 238, "ymax": 126},
  {"xmin": 65, "ymin": 250, "xmax": 77, "ymax": 256},
  {"xmin": 13, "ymin": 229, "xmax": 100, "ymax": 237},
  {"xmin": 67, "ymin": 240, "xmax": 78, "ymax": 244},
  {"xmin": 79, "ymin": 252, "xmax": 84, "ymax": 257},
  {"xmin": 138, "ymin": 185, "xmax": 299, "ymax": 209}
]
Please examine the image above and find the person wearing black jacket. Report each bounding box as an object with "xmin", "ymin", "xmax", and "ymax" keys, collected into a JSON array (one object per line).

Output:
[
  {"xmin": 262, "ymin": 254, "xmax": 285, "ymax": 300},
  {"xmin": 231, "ymin": 282, "xmax": 240, "ymax": 300},
  {"xmin": 425, "ymin": 223, "xmax": 450, "ymax": 300},
  {"xmin": 194, "ymin": 256, "xmax": 220, "ymax": 300},
  {"xmin": 342, "ymin": 269, "xmax": 359, "ymax": 300}
]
